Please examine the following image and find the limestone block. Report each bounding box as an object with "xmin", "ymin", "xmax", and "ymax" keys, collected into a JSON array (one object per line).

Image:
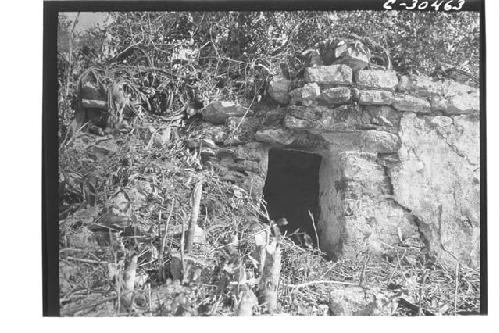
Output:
[
  {"xmin": 305, "ymin": 65, "xmax": 352, "ymax": 85},
  {"xmin": 328, "ymin": 286, "xmax": 396, "ymax": 316},
  {"xmin": 254, "ymin": 128, "xmax": 295, "ymax": 146},
  {"xmin": 289, "ymin": 83, "xmax": 320, "ymax": 105},
  {"xmin": 392, "ymin": 94, "xmax": 431, "ymax": 113},
  {"xmin": 359, "ymin": 90, "xmax": 394, "ymax": 106},
  {"xmin": 355, "ymin": 70, "xmax": 398, "ymax": 90},
  {"xmin": 321, "ymin": 130, "xmax": 398, "ymax": 154},
  {"xmin": 288, "ymin": 105, "xmax": 331, "ymax": 121},
  {"xmin": 284, "ymin": 105, "xmax": 340, "ymax": 131},
  {"xmin": 297, "ymin": 105, "xmax": 400, "ymax": 133},
  {"xmin": 331, "ymin": 41, "xmax": 371, "ymax": 71},
  {"xmin": 321, "ymin": 87, "xmax": 351, "ymax": 105}
]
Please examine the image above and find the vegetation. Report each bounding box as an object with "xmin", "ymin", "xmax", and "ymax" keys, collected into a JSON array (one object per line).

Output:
[{"xmin": 58, "ymin": 11, "xmax": 479, "ymax": 136}]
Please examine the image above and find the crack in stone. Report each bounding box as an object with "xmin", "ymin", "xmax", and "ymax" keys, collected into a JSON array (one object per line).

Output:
[
  {"xmin": 426, "ymin": 118, "xmax": 477, "ymax": 167},
  {"xmin": 383, "ymin": 164, "xmax": 433, "ymax": 251},
  {"xmin": 385, "ymin": 164, "xmax": 472, "ymax": 269},
  {"xmin": 436, "ymin": 204, "xmax": 462, "ymax": 264},
  {"xmin": 407, "ymin": 146, "xmax": 426, "ymax": 170}
]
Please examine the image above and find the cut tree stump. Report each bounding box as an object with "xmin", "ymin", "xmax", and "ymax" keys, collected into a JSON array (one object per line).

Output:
[
  {"xmin": 121, "ymin": 254, "xmax": 138, "ymax": 309},
  {"xmin": 238, "ymin": 286, "xmax": 258, "ymax": 316},
  {"xmin": 258, "ymin": 226, "xmax": 281, "ymax": 314},
  {"xmin": 186, "ymin": 179, "xmax": 203, "ymax": 253}
]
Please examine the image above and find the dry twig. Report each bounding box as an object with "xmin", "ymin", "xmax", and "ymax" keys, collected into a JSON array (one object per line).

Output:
[
  {"xmin": 159, "ymin": 201, "xmax": 175, "ymax": 282},
  {"xmin": 286, "ymin": 280, "xmax": 357, "ymax": 289}
]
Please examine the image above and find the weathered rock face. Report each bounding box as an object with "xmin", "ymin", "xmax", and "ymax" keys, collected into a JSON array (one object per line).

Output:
[
  {"xmin": 319, "ymin": 130, "xmax": 400, "ymax": 154},
  {"xmin": 339, "ymin": 152, "xmax": 420, "ymax": 257},
  {"xmin": 317, "ymin": 149, "xmax": 420, "ymax": 261},
  {"xmin": 389, "ymin": 113, "xmax": 480, "ymax": 268}
]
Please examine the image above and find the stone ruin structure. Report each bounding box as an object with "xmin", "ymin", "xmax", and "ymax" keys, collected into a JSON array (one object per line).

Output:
[
  {"xmin": 76, "ymin": 39, "xmax": 481, "ymax": 270},
  {"xmin": 189, "ymin": 42, "xmax": 481, "ymax": 270}
]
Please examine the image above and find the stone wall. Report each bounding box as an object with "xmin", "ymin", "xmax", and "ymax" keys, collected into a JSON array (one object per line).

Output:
[{"xmin": 193, "ymin": 60, "xmax": 480, "ymax": 269}]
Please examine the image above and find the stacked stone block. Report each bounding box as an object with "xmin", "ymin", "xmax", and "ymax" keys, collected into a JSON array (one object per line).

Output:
[{"xmin": 186, "ymin": 50, "xmax": 480, "ymax": 269}]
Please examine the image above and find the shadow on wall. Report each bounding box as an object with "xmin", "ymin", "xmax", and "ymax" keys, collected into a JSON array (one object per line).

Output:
[{"xmin": 263, "ymin": 148, "xmax": 322, "ymax": 244}]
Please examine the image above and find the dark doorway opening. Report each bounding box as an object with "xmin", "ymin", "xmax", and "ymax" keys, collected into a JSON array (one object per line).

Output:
[{"xmin": 263, "ymin": 148, "xmax": 322, "ymax": 246}]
